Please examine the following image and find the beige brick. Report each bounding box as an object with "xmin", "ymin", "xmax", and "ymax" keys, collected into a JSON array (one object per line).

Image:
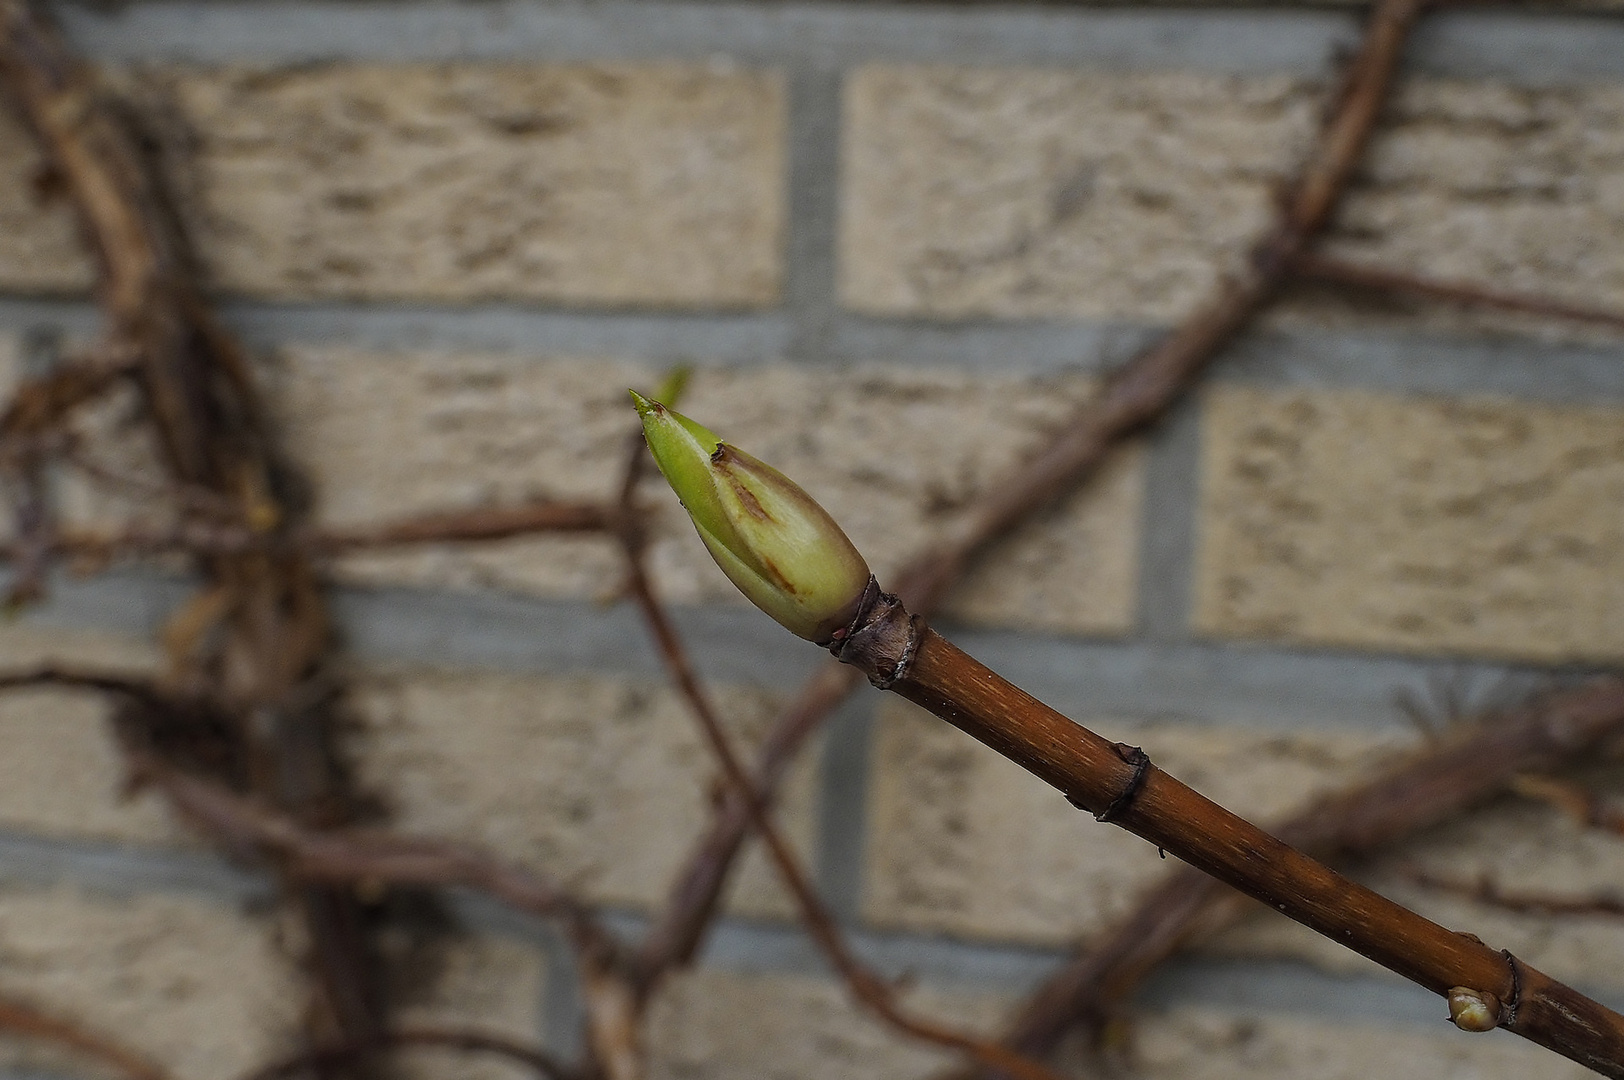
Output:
[
  {"xmin": 0, "ymin": 625, "xmax": 183, "ymax": 845},
  {"xmin": 862, "ymin": 699, "xmax": 1409, "ymax": 944},
  {"xmin": 0, "ymin": 63, "xmax": 785, "ymax": 308},
  {"xmin": 1126, "ymin": 1007, "xmax": 1590, "ymax": 1080},
  {"xmin": 349, "ymin": 669, "xmax": 818, "ymax": 919},
  {"xmin": 0, "ymin": 886, "xmax": 300, "ymax": 1080},
  {"xmin": 393, "ymin": 932, "xmax": 547, "ymax": 1080},
  {"xmin": 648, "ymin": 968, "xmax": 1003, "ymax": 1080},
  {"xmin": 0, "ymin": 121, "xmax": 91, "ymax": 295},
  {"xmin": 839, "ymin": 67, "xmax": 1317, "ymax": 321},
  {"xmin": 1193, "ymin": 385, "xmax": 1624, "ymax": 663},
  {"xmin": 274, "ymin": 349, "xmax": 1143, "ymax": 636},
  {"xmin": 646, "ymin": 968, "xmax": 1589, "ymax": 1080},
  {"xmin": 840, "ymin": 68, "xmax": 1624, "ymax": 325}
]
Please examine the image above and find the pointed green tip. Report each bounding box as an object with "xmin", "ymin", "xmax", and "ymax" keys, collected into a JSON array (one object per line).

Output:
[{"xmin": 629, "ymin": 388, "xmax": 658, "ymax": 418}]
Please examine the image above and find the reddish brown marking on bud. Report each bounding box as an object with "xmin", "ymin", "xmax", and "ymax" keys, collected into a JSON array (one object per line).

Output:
[
  {"xmin": 717, "ymin": 455, "xmax": 775, "ymax": 522},
  {"xmin": 758, "ymin": 556, "xmax": 799, "ymax": 594}
]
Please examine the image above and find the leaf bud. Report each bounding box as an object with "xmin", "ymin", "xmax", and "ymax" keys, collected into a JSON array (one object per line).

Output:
[
  {"xmin": 1446, "ymin": 987, "xmax": 1501, "ymax": 1032},
  {"xmin": 631, "ymin": 392, "xmax": 872, "ymax": 644}
]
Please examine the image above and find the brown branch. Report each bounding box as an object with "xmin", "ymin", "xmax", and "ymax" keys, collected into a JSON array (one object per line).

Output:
[
  {"xmin": 830, "ymin": 586, "xmax": 1624, "ymax": 1077},
  {"xmin": 1404, "ymin": 867, "xmax": 1624, "ymax": 920},
  {"xmin": 0, "ymin": 994, "xmax": 172, "ymax": 1080},
  {"xmin": 0, "ymin": 352, "xmax": 139, "ymax": 447},
  {"xmin": 0, "ymin": 664, "xmax": 175, "ymax": 705},
  {"xmin": 637, "ymin": 0, "xmax": 1427, "ymax": 986},
  {"xmin": 1511, "ymin": 775, "xmax": 1624, "ymax": 836},
  {"xmin": 635, "ymin": 663, "xmax": 862, "ymax": 981},
  {"xmin": 311, "ymin": 500, "xmax": 613, "ymax": 551},
  {"xmin": 1293, "ymin": 251, "xmax": 1624, "ymax": 332},
  {"xmin": 144, "ymin": 760, "xmax": 617, "ymax": 957},
  {"xmin": 942, "ymin": 678, "xmax": 1624, "ymax": 1078},
  {"xmin": 0, "ymin": 499, "xmax": 614, "ymax": 565},
  {"xmin": 239, "ymin": 1026, "xmax": 574, "ymax": 1080},
  {"xmin": 618, "ymin": 545, "xmax": 1070, "ymax": 1080}
]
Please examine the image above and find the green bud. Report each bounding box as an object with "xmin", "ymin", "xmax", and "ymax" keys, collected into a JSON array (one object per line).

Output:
[{"xmin": 631, "ymin": 391, "xmax": 872, "ymax": 644}]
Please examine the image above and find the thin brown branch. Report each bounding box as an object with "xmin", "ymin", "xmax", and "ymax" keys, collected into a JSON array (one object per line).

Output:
[
  {"xmin": 2, "ymin": 446, "xmax": 53, "ymax": 606},
  {"xmin": 638, "ymin": 0, "xmax": 1427, "ymax": 987},
  {"xmin": 0, "ymin": 498, "xmax": 614, "ymax": 564},
  {"xmin": 0, "ymin": 664, "xmax": 174, "ymax": 705},
  {"xmin": 636, "ymin": 663, "xmax": 862, "ymax": 982},
  {"xmin": 144, "ymin": 760, "xmax": 617, "ymax": 957},
  {"xmin": 618, "ymin": 547, "xmax": 1070, "ymax": 1080},
  {"xmin": 1404, "ymin": 866, "xmax": 1624, "ymax": 920},
  {"xmin": 238, "ymin": 1026, "xmax": 575, "ymax": 1080},
  {"xmin": 0, "ymin": 352, "xmax": 140, "ymax": 447},
  {"xmin": 943, "ymin": 678, "xmax": 1624, "ymax": 1078},
  {"xmin": 0, "ymin": 994, "xmax": 172, "ymax": 1080},
  {"xmin": 60, "ymin": 439, "xmax": 246, "ymax": 523},
  {"xmin": 1293, "ymin": 251, "xmax": 1624, "ymax": 332},
  {"xmin": 311, "ymin": 500, "xmax": 613, "ymax": 551},
  {"xmin": 1511, "ymin": 774, "xmax": 1624, "ymax": 837},
  {"xmin": 830, "ymin": 586, "xmax": 1624, "ymax": 1077}
]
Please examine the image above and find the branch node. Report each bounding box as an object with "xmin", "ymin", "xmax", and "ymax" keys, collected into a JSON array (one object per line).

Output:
[
  {"xmin": 1502, "ymin": 950, "xmax": 1524, "ymax": 1027},
  {"xmin": 1094, "ymin": 744, "xmax": 1151, "ymax": 824},
  {"xmin": 872, "ymin": 614, "xmax": 921, "ymax": 691},
  {"xmin": 830, "ymin": 576, "xmax": 917, "ymax": 690}
]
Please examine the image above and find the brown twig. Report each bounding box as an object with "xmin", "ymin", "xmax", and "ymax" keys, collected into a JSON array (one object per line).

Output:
[
  {"xmin": 1293, "ymin": 251, "xmax": 1624, "ymax": 332},
  {"xmin": 944, "ymin": 678, "xmax": 1624, "ymax": 1077},
  {"xmin": 143, "ymin": 759, "xmax": 616, "ymax": 955},
  {"xmin": 1511, "ymin": 775, "xmax": 1624, "ymax": 837},
  {"xmin": 0, "ymin": 664, "xmax": 175, "ymax": 704},
  {"xmin": 239, "ymin": 1026, "xmax": 575, "ymax": 1080},
  {"xmin": 0, "ymin": 994, "xmax": 172, "ymax": 1080},
  {"xmin": 637, "ymin": 0, "xmax": 1428, "ymax": 986},
  {"xmin": 617, "ymin": 539, "xmax": 1071, "ymax": 1080},
  {"xmin": 312, "ymin": 500, "xmax": 613, "ymax": 552},
  {"xmin": 830, "ymin": 586, "xmax": 1624, "ymax": 1077},
  {"xmin": 0, "ymin": 353, "xmax": 140, "ymax": 449},
  {"xmin": 0, "ymin": 499, "xmax": 615, "ymax": 564}
]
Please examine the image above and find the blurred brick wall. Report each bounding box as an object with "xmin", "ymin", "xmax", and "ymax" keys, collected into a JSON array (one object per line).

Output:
[{"xmin": 1, "ymin": 3, "xmax": 1623, "ymax": 1078}]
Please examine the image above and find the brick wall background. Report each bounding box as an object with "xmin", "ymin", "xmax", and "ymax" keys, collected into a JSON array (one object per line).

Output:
[{"xmin": 2, "ymin": 2, "xmax": 1624, "ymax": 1078}]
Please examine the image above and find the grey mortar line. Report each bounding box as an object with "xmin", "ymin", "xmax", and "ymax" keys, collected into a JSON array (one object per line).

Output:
[
  {"xmin": 1215, "ymin": 327, "xmax": 1624, "ymax": 406},
  {"xmin": 4, "ymin": 299, "xmax": 1622, "ymax": 400},
  {"xmin": 814, "ymin": 692, "xmax": 880, "ymax": 923},
  {"xmin": 539, "ymin": 930, "xmax": 584, "ymax": 1058},
  {"xmin": 1134, "ymin": 391, "xmax": 1204, "ymax": 644},
  {"xmin": 0, "ymin": 831, "xmax": 272, "ymax": 905},
  {"xmin": 48, "ymin": 3, "xmax": 1361, "ymax": 70},
  {"xmin": 50, "ymin": 1, "xmax": 1624, "ymax": 86},
  {"xmin": 11, "ymin": 570, "xmax": 1599, "ymax": 732},
  {"xmin": 781, "ymin": 63, "xmax": 845, "ymax": 363}
]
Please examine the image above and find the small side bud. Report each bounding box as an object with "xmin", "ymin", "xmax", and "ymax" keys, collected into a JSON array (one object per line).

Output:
[
  {"xmin": 1446, "ymin": 987, "xmax": 1501, "ymax": 1032},
  {"xmin": 631, "ymin": 392, "xmax": 872, "ymax": 644}
]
